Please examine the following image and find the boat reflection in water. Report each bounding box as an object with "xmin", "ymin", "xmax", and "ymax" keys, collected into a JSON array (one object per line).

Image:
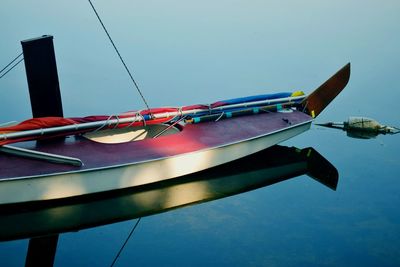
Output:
[{"xmin": 0, "ymin": 145, "xmax": 338, "ymax": 265}]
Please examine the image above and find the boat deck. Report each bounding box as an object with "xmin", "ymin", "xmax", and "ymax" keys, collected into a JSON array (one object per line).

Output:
[{"xmin": 0, "ymin": 110, "xmax": 312, "ymax": 180}]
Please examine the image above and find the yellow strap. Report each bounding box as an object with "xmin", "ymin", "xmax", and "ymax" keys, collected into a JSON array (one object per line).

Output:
[{"xmin": 291, "ymin": 91, "xmax": 305, "ymax": 97}]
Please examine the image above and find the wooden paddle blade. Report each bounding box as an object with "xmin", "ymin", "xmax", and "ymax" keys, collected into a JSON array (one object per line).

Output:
[{"xmin": 302, "ymin": 63, "xmax": 351, "ymax": 118}]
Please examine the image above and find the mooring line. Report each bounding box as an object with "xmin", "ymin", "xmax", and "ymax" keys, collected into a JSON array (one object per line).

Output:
[
  {"xmin": 87, "ymin": 0, "xmax": 151, "ymax": 111},
  {"xmin": 110, "ymin": 218, "xmax": 142, "ymax": 267},
  {"xmin": 0, "ymin": 53, "xmax": 24, "ymax": 79}
]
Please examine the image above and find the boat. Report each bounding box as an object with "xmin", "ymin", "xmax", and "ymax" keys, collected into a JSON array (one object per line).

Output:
[{"xmin": 0, "ymin": 62, "xmax": 350, "ymax": 206}]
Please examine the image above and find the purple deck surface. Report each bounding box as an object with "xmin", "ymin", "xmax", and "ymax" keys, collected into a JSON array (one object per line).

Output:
[{"xmin": 0, "ymin": 111, "xmax": 311, "ymax": 180}]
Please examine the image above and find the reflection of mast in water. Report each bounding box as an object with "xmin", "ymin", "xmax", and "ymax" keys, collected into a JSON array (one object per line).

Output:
[{"xmin": 0, "ymin": 145, "xmax": 338, "ymax": 266}]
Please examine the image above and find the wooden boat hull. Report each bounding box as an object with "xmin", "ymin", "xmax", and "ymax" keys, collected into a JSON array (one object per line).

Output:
[{"xmin": 0, "ymin": 111, "xmax": 312, "ymax": 205}]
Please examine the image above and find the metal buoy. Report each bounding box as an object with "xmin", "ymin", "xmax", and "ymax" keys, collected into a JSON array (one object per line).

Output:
[{"xmin": 316, "ymin": 117, "xmax": 399, "ymax": 139}]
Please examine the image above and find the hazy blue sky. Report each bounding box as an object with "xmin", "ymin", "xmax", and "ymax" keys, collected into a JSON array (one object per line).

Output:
[{"xmin": 1, "ymin": 0, "xmax": 399, "ymax": 124}]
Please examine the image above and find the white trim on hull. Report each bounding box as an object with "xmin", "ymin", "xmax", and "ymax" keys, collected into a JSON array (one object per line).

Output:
[{"xmin": 0, "ymin": 120, "xmax": 311, "ymax": 205}]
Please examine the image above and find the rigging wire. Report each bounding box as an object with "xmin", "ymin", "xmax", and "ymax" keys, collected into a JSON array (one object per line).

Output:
[
  {"xmin": 0, "ymin": 52, "xmax": 23, "ymax": 74},
  {"xmin": 87, "ymin": 0, "xmax": 151, "ymax": 112},
  {"xmin": 110, "ymin": 218, "xmax": 142, "ymax": 267},
  {"xmin": 0, "ymin": 53, "xmax": 24, "ymax": 79}
]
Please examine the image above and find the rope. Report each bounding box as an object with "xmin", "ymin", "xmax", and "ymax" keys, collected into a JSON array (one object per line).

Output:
[
  {"xmin": 152, "ymin": 115, "xmax": 187, "ymax": 138},
  {"xmin": 110, "ymin": 218, "xmax": 142, "ymax": 267},
  {"xmin": 392, "ymin": 126, "xmax": 400, "ymax": 134},
  {"xmin": 87, "ymin": 0, "xmax": 151, "ymax": 111},
  {"xmin": 137, "ymin": 111, "xmax": 146, "ymax": 126},
  {"xmin": 126, "ymin": 114, "xmax": 139, "ymax": 128},
  {"xmin": 215, "ymin": 112, "xmax": 225, "ymax": 122},
  {"xmin": 0, "ymin": 52, "xmax": 23, "ymax": 74},
  {"xmin": 112, "ymin": 115, "xmax": 121, "ymax": 129},
  {"xmin": 93, "ymin": 115, "xmax": 114, "ymax": 132},
  {"xmin": 0, "ymin": 53, "xmax": 24, "ymax": 79}
]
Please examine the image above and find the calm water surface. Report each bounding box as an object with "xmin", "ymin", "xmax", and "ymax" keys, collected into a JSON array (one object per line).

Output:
[{"xmin": 0, "ymin": 1, "xmax": 399, "ymax": 266}]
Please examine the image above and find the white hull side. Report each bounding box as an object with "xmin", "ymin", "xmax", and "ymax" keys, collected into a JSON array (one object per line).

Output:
[{"xmin": 0, "ymin": 121, "xmax": 311, "ymax": 205}]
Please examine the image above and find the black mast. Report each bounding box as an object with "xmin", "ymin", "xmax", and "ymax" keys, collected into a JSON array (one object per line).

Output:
[
  {"xmin": 21, "ymin": 35, "xmax": 63, "ymax": 267},
  {"xmin": 21, "ymin": 35, "xmax": 63, "ymax": 118}
]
